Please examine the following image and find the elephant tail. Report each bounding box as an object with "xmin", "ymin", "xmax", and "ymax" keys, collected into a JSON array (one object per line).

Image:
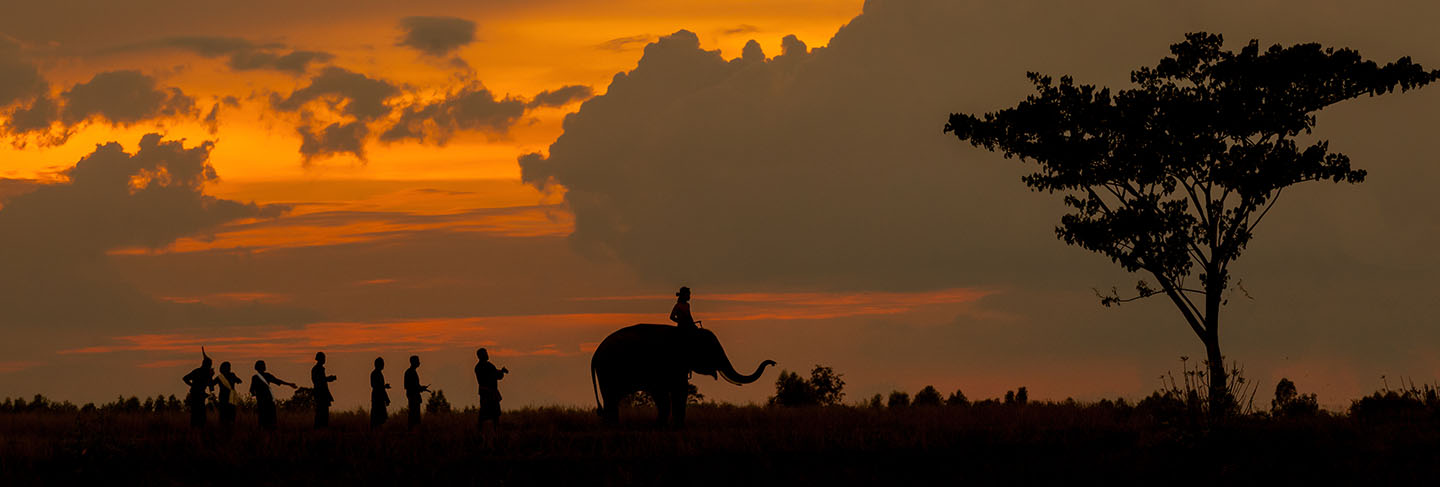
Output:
[{"xmin": 591, "ymin": 363, "xmax": 603, "ymax": 416}]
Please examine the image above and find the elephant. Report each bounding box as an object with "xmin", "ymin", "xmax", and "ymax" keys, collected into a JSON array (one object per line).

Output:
[{"xmin": 591, "ymin": 324, "xmax": 776, "ymax": 427}]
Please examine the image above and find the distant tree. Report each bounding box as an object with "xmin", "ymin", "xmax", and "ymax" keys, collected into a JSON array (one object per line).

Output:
[
  {"xmin": 867, "ymin": 394, "xmax": 884, "ymax": 409},
  {"xmin": 1004, "ymin": 390, "xmax": 1015, "ymax": 405},
  {"xmin": 1015, "ymin": 386, "xmax": 1029, "ymax": 406},
  {"xmin": 282, "ymin": 387, "xmax": 316, "ymax": 412},
  {"xmin": 426, "ymin": 389, "xmax": 453, "ymax": 414},
  {"xmin": 1271, "ymin": 378, "xmax": 1319, "ymax": 418},
  {"xmin": 913, "ymin": 386, "xmax": 943, "ymax": 407},
  {"xmin": 946, "ymin": 389, "xmax": 970, "ymax": 407},
  {"xmin": 946, "ymin": 32, "xmax": 1440, "ymax": 417},
  {"xmin": 769, "ymin": 365, "xmax": 846, "ymax": 407},
  {"xmin": 685, "ymin": 383, "xmax": 705, "ymax": 405},
  {"xmin": 887, "ymin": 391, "xmax": 910, "ymax": 408}
]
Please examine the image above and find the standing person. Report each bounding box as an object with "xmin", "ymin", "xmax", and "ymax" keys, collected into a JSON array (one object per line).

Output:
[
  {"xmin": 311, "ymin": 352, "xmax": 337, "ymax": 428},
  {"xmin": 403, "ymin": 355, "xmax": 430, "ymax": 428},
  {"xmin": 473, "ymin": 348, "xmax": 508, "ymax": 446},
  {"xmin": 669, "ymin": 286, "xmax": 700, "ymax": 331},
  {"xmin": 370, "ymin": 357, "xmax": 391, "ymax": 429},
  {"xmin": 182, "ymin": 350, "xmax": 215, "ymax": 428},
  {"xmin": 214, "ymin": 361, "xmax": 243, "ymax": 427},
  {"xmin": 250, "ymin": 360, "xmax": 297, "ymax": 430}
]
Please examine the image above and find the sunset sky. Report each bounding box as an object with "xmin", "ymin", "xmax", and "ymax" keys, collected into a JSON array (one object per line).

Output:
[{"xmin": 2, "ymin": 0, "xmax": 1438, "ymax": 410}]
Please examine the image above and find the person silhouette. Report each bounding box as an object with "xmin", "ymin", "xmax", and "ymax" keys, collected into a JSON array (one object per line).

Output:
[
  {"xmin": 250, "ymin": 360, "xmax": 297, "ymax": 430},
  {"xmin": 370, "ymin": 357, "xmax": 391, "ymax": 429},
  {"xmin": 181, "ymin": 350, "xmax": 215, "ymax": 428},
  {"xmin": 473, "ymin": 348, "xmax": 508, "ymax": 445},
  {"xmin": 311, "ymin": 352, "xmax": 337, "ymax": 428},
  {"xmin": 403, "ymin": 355, "xmax": 430, "ymax": 428},
  {"xmin": 214, "ymin": 361, "xmax": 243, "ymax": 427},
  {"xmin": 670, "ymin": 286, "xmax": 700, "ymax": 331}
]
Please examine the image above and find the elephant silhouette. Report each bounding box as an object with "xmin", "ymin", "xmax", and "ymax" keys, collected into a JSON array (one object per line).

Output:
[{"xmin": 591, "ymin": 324, "xmax": 776, "ymax": 427}]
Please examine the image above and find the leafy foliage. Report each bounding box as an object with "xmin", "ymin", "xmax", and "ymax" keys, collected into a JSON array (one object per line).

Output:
[
  {"xmin": 912, "ymin": 386, "xmax": 943, "ymax": 407},
  {"xmin": 426, "ymin": 389, "xmax": 453, "ymax": 414},
  {"xmin": 1270, "ymin": 378, "xmax": 1318, "ymax": 418},
  {"xmin": 945, "ymin": 32, "xmax": 1438, "ymax": 416},
  {"xmin": 886, "ymin": 391, "xmax": 910, "ymax": 408},
  {"xmin": 769, "ymin": 365, "xmax": 846, "ymax": 407},
  {"xmin": 945, "ymin": 389, "xmax": 970, "ymax": 407}
]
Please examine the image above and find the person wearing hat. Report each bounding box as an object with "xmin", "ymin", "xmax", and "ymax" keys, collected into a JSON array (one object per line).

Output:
[{"xmin": 670, "ymin": 286, "xmax": 701, "ymax": 331}]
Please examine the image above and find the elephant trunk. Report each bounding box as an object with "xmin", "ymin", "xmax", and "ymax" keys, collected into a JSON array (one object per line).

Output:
[{"xmin": 718, "ymin": 357, "xmax": 777, "ymax": 385}]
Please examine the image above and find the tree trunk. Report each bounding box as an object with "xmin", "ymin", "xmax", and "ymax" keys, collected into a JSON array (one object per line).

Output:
[{"xmin": 1204, "ymin": 268, "xmax": 1229, "ymax": 419}]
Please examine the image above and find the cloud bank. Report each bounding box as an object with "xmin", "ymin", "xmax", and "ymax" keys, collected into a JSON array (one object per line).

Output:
[{"xmin": 0, "ymin": 134, "xmax": 297, "ymax": 328}]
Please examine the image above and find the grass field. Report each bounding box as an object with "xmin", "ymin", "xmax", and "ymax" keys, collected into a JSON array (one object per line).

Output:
[{"xmin": 4, "ymin": 401, "xmax": 1440, "ymax": 485}]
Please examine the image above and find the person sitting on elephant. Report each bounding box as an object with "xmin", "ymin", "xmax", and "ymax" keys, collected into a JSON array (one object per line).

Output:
[{"xmin": 670, "ymin": 286, "xmax": 700, "ymax": 331}]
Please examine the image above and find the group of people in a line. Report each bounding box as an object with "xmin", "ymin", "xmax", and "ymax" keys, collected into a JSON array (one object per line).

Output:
[
  {"xmin": 179, "ymin": 286, "xmax": 699, "ymax": 435},
  {"xmin": 182, "ymin": 347, "xmax": 508, "ymax": 432}
]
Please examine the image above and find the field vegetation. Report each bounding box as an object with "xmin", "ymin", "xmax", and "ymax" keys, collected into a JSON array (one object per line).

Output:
[{"xmin": 5, "ymin": 367, "xmax": 1440, "ymax": 484}]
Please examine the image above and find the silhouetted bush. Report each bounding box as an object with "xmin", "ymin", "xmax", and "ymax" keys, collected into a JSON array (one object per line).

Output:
[
  {"xmin": 945, "ymin": 389, "xmax": 969, "ymax": 407},
  {"xmin": 866, "ymin": 394, "xmax": 883, "ymax": 409},
  {"xmin": 887, "ymin": 391, "xmax": 910, "ymax": 408},
  {"xmin": 282, "ymin": 387, "xmax": 316, "ymax": 412},
  {"xmin": 426, "ymin": 390, "xmax": 452, "ymax": 414},
  {"xmin": 912, "ymin": 386, "xmax": 942, "ymax": 407},
  {"xmin": 1015, "ymin": 387, "xmax": 1028, "ymax": 405},
  {"xmin": 1270, "ymin": 378, "xmax": 1318, "ymax": 418},
  {"xmin": 1003, "ymin": 390, "xmax": 1015, "ymax": 405},
  {"xmin": 1349, "ymin": 381, "xmax": 1439, "ymax": 422},
  {"xmin": 769, "ymin": 365, "xmax": 845, "ymax": 407}
]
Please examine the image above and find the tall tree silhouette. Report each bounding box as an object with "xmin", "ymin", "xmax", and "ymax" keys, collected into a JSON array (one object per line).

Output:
[{"xmin": 945, "ymin": 33, "xmax": 1439, "ymax": 417}]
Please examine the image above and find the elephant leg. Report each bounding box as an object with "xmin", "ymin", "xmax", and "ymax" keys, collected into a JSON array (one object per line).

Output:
[
  {"xmin": 671, "ymin": 391, "xmax": 688, "ymax": 429},
  {"xmin": 601, "ymin": 388, "xmax": 623, "ymax": 424},
  {"xmin": 651, "ymin": 389, "xmax": 671, "ymax": 426}
]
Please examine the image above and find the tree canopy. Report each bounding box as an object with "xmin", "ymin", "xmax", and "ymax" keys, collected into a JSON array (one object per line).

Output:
[{"xmin": 945, "ymin": 32, "xmax": 1439, "ymax": 415}]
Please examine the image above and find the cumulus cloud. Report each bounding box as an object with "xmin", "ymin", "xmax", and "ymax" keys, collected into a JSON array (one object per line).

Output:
[
  {"xmin": 61, "ymin": 70, "xmax": 195, "ymax": 125},
  {"xmin": 269, "ymin": 65, "xmax": 589, "ymax": 159},
  {"xmin": 525, "ymin": 85, "xmax": 594, "ymax": 109},
  {"xmin": 271, "ymin": 66, "xmax": 400, "ymax": 121},
  {"xmin": 519, "ymin": 0, "xmax": 1440, "ymax": 294},
  {"xmin": 379, "ymin": 84, "xmax": 525, "ymax": 145},
  {"xmin": 4, "ymin": 69, "xmax": 199, "ymax": 147},
  {"xmin": 397, "ymin": 16, "xmax": 477, "ymax": 57},
  {"xmin": 299, "ymin": 121, "xmax": 369, "ymax": 162},
  {"xmin": 119, "ymin": 36, "xmax": 334, "ymax": 74},
  {"xmin": 0, "ymin": 133, "xmax": 297, "ymax": 328},
  {"xmin": 0, "ymin": 37, "xmax": 46, "ymax": 108}
]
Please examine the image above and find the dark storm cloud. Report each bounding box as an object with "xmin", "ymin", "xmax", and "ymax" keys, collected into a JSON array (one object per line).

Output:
[
  {"xmin": 397, "ymin": 16, "xmax": 477, "ymax": 57},
  {"xmin": 525, "ymin": 85, "xmax": 594, "ymax": 109},
  {"xmin": 0, "ymin": 133, "xmax": 300, "ymax": 329}
]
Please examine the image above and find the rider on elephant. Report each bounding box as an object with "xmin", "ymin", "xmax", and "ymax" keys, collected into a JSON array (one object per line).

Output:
[{"xmin": 670, "ymin": 286, "xmax": 700, "ymax": 331}]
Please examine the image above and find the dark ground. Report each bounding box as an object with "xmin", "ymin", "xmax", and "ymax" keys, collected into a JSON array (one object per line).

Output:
[{"xmin": 3, "ymin": 403, "xmax": 1439, "ymax": 485}]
